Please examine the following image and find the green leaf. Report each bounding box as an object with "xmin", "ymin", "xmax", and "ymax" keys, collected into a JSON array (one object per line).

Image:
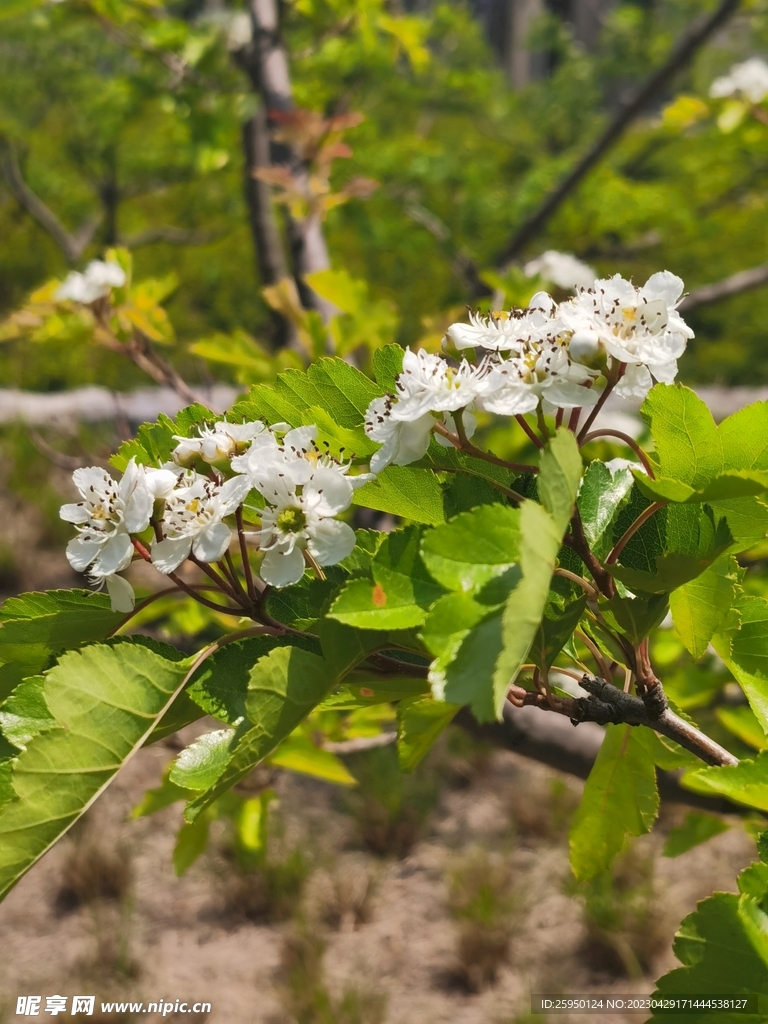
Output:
[
  {"xmin": 318, "ymin": 618, "xmax": 381, "ymax": 678},
  {"xmin": 663, "ymin": 812, "xmax": 730, "ymax": 858},
  {"xmin": 714, "ymin": 596, "xmax": 768, "ymax": 735},
  {"xmin": 329, "ymin": 527, "xmax": 445, "ymax": 629},
  {"xmin": 351, "ymin": 465, "xmax": 446, "ymax": 525},
  {"xmin": 636, "ymin": 469, "xmax": 768, "ymax": 504},
  {"xmin": 641, "ymin": 385, "xmax": 723, "ymax": 486},
  {"xmin": 0, "ymin": 638, "xmax": 190, "ymax": 900},
  {"xmin": 0, "ymin": 676, "xmax": 56, "ymax": 751},
  {"xmin": 173, "ymin": 815, "xmax": 211, "ymax": 876},
  {"xmin": 530, "ymin": 587, "xmax": 587, "ymax": 669},
  {"xmin": 716, "ymin": 706, "xmax": 768, "ymax": 751},
  {"xmin": 537, "ymin": 427, "xmax": 583, "ymax": 531},
  {"xmin": 111, "ymin": 405, "xmax": 214, "ymax": 471},
  {"xmin": 652, "ymin": 890, "xmax": 768, "ymax": 1021},
  {"xmin": 709, "ymin": 496, "xmax": 768, "ymax": 551},
  {"xmin": 670, "ymin": 556, "xmax": 740, "ymax": 659},
  {"xmin": 184, "ymin": 647, "xmax": 335, "ymax": 820},
  {"xmin": 577, "ymin": 460, "xmax": 634, "ymax": 560},
  {"xmin": 186, "ymin": 636, "xmax": 312, "ymax": 726},
  {"xmin": 236, "ymin": 790, "xmax": 277, "ymax": 858},
  {"xmin": 169, "ymin": 729, "xmax": 235, "ymax": 791},
  {"xmin": 0, "ymin": 590, "xmax": 124, "ymax": 677},
  {"xmin": 610, "ymin": 505, "xmax": 733, "ymax": 594},
  {"xmin": 372, "ymin": 344, "xmax": 404, "ymax": 392},
  {"xmin": 132, "ymin": 773, "xmax": 193, "ymax": 818},
  {"xmin": 319, "ymin": 677, "xmax": 430, "ymax": 709},
  {"xmin": 420, "ymin": 505, "xmax": 520, "ymax": 591},
  {"xmin": 569, "ymin": 724, "xmax": 659, "ymax": 880},
  {"xmin": 601, "ymin": 592, "xmax": 669, "ymax": 646},
  {"xmin": 683, "ymin": 752, "xmax": 768, "ymax": 811},
  {"xmin": 494, "ymin": 500, "xmax": 563, "ymax": 716},
  {"xmin": 396, "ymin": 695, "xmax": 459, "ymax": 772},
  {"xmin": 720, "ymin": 401, "xmax": 768, "ymax": 471},
  {"xmin": 268, "ymin": 736, "xmax": 356, "ymax": 786}
]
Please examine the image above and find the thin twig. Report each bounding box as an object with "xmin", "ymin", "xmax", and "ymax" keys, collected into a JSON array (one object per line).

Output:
[
  {"xmin": 577, "ymin": 377, "xmax": 619, "ymax": 441},
  {"xmin": 579, "ymin": 429, "xmax": 655, "ymax": 478},
  {"xmin": 434, "ymin": 417, "xmax": 538, "ymax": 475},
  {"xmin": 606, "ymin": 501, "xmax": 666, "ymax": 566},
  {"xmin": 236, "ymin": 506, "xmax": 257, "ymax": 601},
  {"xmin": 515, "ymin": 414, "xmax": 545, "ymax": 450}
]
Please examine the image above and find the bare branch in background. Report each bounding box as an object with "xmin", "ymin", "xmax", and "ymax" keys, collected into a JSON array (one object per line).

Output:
[
  {"xmin": 493, "ymin": 0, "xmax": 743, "ymax": 269},
  {"xmin": 679, "ymin": 261, "xmax": 768, "ymax": 311},
  {"xmin": 118, "ymin": 226, "xmax": 227, "ymax": 249},
  {"xmin": 0, "ymin": 141, "xmax": 101, "ymax": 265}
]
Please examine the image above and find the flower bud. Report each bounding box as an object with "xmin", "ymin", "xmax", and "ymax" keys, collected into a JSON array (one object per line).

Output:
[{"xmin": 569, "ymin": 329, "xmax": 601, "ymax": 366}]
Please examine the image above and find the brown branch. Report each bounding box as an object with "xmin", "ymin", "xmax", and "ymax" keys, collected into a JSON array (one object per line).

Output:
[
  {"xmin": 493, "ymin": 0, "xmax": 743, "ymax": 267},
  {"xmin": 678, "ymin": 262, "xmax": 768, "ymax": 312},
  {"xmin": 0, "ymin": 141, "xmax": 101, "ymax": 265},
  {"xmin": 457, "ymin": 701, "xmax": 747, "ymax": 814},
  {"xmin": 118, "ymin": 226, "xmax": 227, "ymax": 249},
  {"xmin": 323, "ymin": 732, "xmax": 397, "ymax": 755}
]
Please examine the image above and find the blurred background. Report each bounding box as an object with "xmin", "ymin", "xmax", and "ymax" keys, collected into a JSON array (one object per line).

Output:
[{"xmin": 0, "ymin": 0, "xmax": 767, "ymax": 1019}]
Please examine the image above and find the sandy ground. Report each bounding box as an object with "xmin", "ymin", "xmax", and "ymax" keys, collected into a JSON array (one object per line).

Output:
[{"xmin": 0, "ymin": 726, "xmax": 756, "ymax": 1024}]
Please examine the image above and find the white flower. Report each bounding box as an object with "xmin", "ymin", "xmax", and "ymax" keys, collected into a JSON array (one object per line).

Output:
[
  {"xmin": 560, "ymin": 271, "xmax": 693, "ymax": 398},
  {"xmin": 524, "ymin": 250, "xmax": 596, "ymax": 291},
  {"xmin": 476, "ymin": 344, "xmax": 599, "ymax": 415},
  {"xmin": 390, "ymin": 348, "xmax": 482, "ymax": 416},
  {"xmin": 56, "ymin": 260, "xmax": 126, "ymax": 305},
  {"xmin": 150, "ymin": 472, "xmax": 251, "ymax": 573},
  {"xmin": 710, "ymin": 57, "xmax": 768, "ymax": 104},
  {"xmin": 173, "ymin": 419, "xmax": 271, "ymax": 465},
  {"xmin": 60, "ymin": 460, "xmax": 166, "ymax": 578},
  {"xmin": 364, "ymin": 395, "xmax": 434, "ymax": 473},
  {"xmin": 256, "ymin": 466, "xmax": 357, "ymax": 587},
  {"xmin": 446, "ymin": 293, "xmax": 560, "ymax": 353}
]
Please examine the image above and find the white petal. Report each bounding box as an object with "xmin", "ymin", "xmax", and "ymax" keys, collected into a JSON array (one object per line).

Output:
[
  {"xmin": 303, "ymin": 467, "xmax": 354, "ymax": 517},
  {"xmin": 479, "ymin": 385, "xmax": 539, "ymax": 416},
  {"xmin": 643, "ymin": 271, "xmax": 684, "ymax": 306},
  {"xmin": 370, "ymin": 437, "xmax": 397, "ymax": 474},
  {"xmin": 72, "ymin": 466, "xmax": 112, "ymax": 497},
  {"xmin": 260, "ymin": 544, "xmax": 306, "ymax": 587},
  {"xmin": 105, "ymin": 574, "xmax": 135, "ymax": 613},
  {"xmin": 391, "ymin": 415, "xmax": 434, "ymax": 466},
  {"xmin": 283, "ymin": 425, "xmax": 317, "ymax": 453},
  {"xmin": 124, "ymin": 487, "xmax": 153, "ymax": 534},
  {"xmin": 192, "ymin": 522, "xmax": 232, "ymax": 564},
  {"xmin": 92, "ymin": 532, "xmax": 134, "ymax": 576},
  {"xmin": 145, "ymin": 467, "xmax": 180, "ymax": 499},
  {"xmin": 218, "ymin": 474, "xmax": 251, "ymax": 514},
  {"xmin": 614, "ymin": 363, "xmax": 654, "ymax": 400},
  {"xmin": 151, "ymin": 536, "xmax": 192, "ymax": 574},
  {"xmin": 60, "ymin": 503, "xmax": 90, "ymax": 524},
  {"xmin": 67, "ymin": 536, "xmax": 102, "ymax": 571},
  {"xmin": 307, "ymin": 519, "xmax": 356, "ymax": 566}
]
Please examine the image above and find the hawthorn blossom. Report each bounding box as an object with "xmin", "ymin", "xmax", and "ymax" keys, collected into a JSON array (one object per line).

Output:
[
  {"xmin": 60, "ymin": 460, "xmax": 176, "ymax": 611},
  {"xmin": 524, "ymin": 250, "xmax": 596, "ymax": 291},
  {"xmin": 57, "ymin": 260, "xmax": 126, "ymax": 305},
  {"xmin": 476, "ymin": 344, "xmax": 600, "ymax": 415},
  {"xmin": 255, "ymin": 466, "xmax": 357, "ymax": 587},
  {"xmin": 173, "ymin": 419, "xmax": 276, "ymax": 466},
  {"xmin": 560, "ymin": 271, "xmax": 693, "ymax": 398},
  {"xmin": 710, "ymin": 57, "xmax": 768, "ymax": 104},
  {"xmin": 365, "ymin": 395, "xmax": 435, "ymax": 473},
  {"xmin": 150, "ymin": 472, "xmax": 251, "ymax": 573},
  {"xmin": 446, "ymin": 293, "xmax": 560, "ymax": 353}
]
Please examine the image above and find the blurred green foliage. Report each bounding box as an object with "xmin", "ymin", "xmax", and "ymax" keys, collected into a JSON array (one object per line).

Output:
[{"xmin": 4, "ymin": 0, "xmax": 768, "ymax": 390}]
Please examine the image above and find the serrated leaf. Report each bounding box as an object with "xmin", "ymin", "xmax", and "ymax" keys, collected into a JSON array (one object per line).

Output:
[
  {"xmin": 420, "ymin": 505, "xmax": 520, "ymax": 591},
  {"xmin": 652, "ymin": 890, "xmax": 768, "ymax": 1021},
  {"xmin": 184, "ymin": 647, "xmax": 335, "ymax": 820},
  {"xmin": 683, "ymin": 751, "xmax": 768, "ymax": 811},
  {"xmin": 601, "ymin": 592, "xmax": 669, "ymax": 646},
  {"xmin": 716, "ymin": 706, "xmax": 767, "ymax": 750},
  {"xmin": 636, "ymin": 469, "xmax": 768, "ymax": 504},
  {"xmin": 530, "ymin": 589, "xmax": 587, "ymax": 669},
  {"xmin": 0, "ymin": 676, "xmax": 56, "ymax": 751},
  {"xmin": 663, "ymin": 812, "xmax": 730, "ymax": 858},
  {"xmin": 111, "ymin": 406, "xmax": 214, "ymax": 471},
  {"xmin": 329, "ymin": 527, "xmax": 445, "ymax": 629},
  {"xmin": 641, "ymin": 385, "xmax": 723, "ymax": 486},
  {"xmin": 268, "ymin": 735, "xmax": 356, "ymax": 786},
  {"xmin": 372, "ymin": 344, "xmax": 404, "ymax": 391},
  {"xmin": 0, "ymin": 590, "xmax": 124, "ymax": 677},
  {"xmin": 714, "ymin": 596, "xmax": 768, "ymax": 735},
  {"xmin": 351, "ymin": 464, "xmax": 446, "ymax": 525},
  {"xmin": 396, "ymin": 696, "xmax": 459, "ymax": 772},
  {"xmin": 670, "ymin": 556, "xmax": 740, "ymax": 659},
  {"xmin": 537, "ymin": 427, "xmax": 582, "ymax": 531},
  {"xmin": 610, "ymin": 505, "xmax": 733, "ymax": 594},
  {"xmin": 0, "ymin": 639, "xmax": 190, "ymax": 901},
  {"xmin": 169, "ymin": 729, "xmax": 235, "ymax": 790},
  {"xmin": 577, "ymin": 461, "xmax": 634, "ymax": 559},
  {"xmin": 569, "ymin": 724, "xmax": 659, "ymax": 880}
]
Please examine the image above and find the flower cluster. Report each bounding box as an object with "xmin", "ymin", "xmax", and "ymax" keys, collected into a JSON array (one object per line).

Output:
[
  {"xmin": 61, "ymin": 420, "xmax": 372, "ymax": 610},
  {"xmin": 710, "ymin": 57, "xmax": 768, "ymax": 104},
  {"xmin": 57, "ymin": 260, "xmax": 126, "ymax": 305},
  {"xmin": 364, "ymin": 271, "xmax": 692, "ymax": 470}
]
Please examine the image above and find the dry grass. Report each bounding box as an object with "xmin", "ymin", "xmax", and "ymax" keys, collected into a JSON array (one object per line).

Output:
[
  {"xmin": 55, "ymin": 838, "xmax": 132, "ymax": 914},
  {"xmin": 307, "ymin": 860, "xmax": 377, "ymax": 931}
]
